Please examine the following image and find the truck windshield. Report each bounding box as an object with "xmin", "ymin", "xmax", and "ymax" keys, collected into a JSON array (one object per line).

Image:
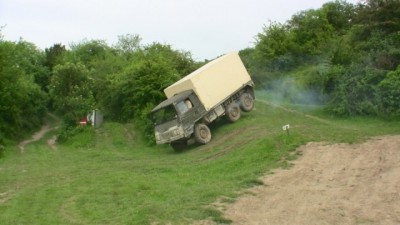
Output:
[
  {"xmin": 175, "ymin": 99, "xmax": 192, "ymax": 114},
  {"xmin": 152, "ymin": 105, "xmax": 177, "ymax": 125}
]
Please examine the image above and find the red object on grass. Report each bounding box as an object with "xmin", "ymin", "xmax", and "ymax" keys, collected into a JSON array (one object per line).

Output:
[{"xmin": 79, "ymin": 117, "xmax": 87, "ymax": 125}]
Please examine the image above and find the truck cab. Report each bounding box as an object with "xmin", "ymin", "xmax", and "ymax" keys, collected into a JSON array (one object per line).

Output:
[{"xmin": 151, "ymin": 90, "xmax": 207, "ymax": 147}]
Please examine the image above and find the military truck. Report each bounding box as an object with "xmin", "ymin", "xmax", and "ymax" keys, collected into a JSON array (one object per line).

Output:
[{"xmin": 150, "ymin": 52, "xmax": 255, "ymax": 150}]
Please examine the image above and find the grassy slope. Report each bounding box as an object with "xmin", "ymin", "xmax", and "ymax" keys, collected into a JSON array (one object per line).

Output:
[{"xmin": 1, "ymin": 100, "xmax": 399, "ymax": 225}]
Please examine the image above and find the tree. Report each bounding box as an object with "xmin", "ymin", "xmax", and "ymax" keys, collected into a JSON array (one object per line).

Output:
[
  {"xmin": 38, "ymin": 43, "xmax": 67, "ymax": 93},
  {"xmin": 49, "ymin": 63, "xmax": 95, "ymax": 126},
  {"xmin": 11, "ymin": 40, "xmax": 50, "ymax": 92},
  {"xmin": 289, "ymin": 8, "xmax": 335, "ymax": 56},
  {"xmin": 0, "ymin": 40, "xmax": 47, "ymax": 138},
  {"xmin": 103, "ymin": 43, "xmax": 187, "ymax": 121},
  {"xmin": 139, "ymin": 43, "xmax": 197, "ymax": 76},
  {"xmin": 349, "ymin": 0, "xmax": 400, "ymax": 70},
  {"xmin": 253, "ymin": 1, "xmax": 355, "ymax": 70},
  {"xmin": 114, "ymin": 34, "xmax": 142, "ymax": 57},
  {"xmin": 255, "ymin": 22, "xmax": 292, "ymax": 60},
  {"xmin": 321, "ymin": 1, "xmax": 355, "ymax": 34},
  {"xmin": 354, "ymin": 0, "xmax": 400, "ymax": 35},
  {"xmin": 44, "ymin": 43, "xmax": 66, "ymax": 71},
  {"xmin": 68, "ymin": 40, "xmax": 111, "ymax": 69}
]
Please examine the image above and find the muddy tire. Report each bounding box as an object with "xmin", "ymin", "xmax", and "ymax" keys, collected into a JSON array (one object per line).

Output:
[
  {"xmin": 170, "ymin": 141, "xmax": 187, "ymax": 151},
  {"xmin": 194, "ymin": 123, "xmax": 211, "ymax": 144},
  {"xmin": 239, "ymin": 92, "xmax": 254, "ymax": 112},
  {"xmin": 226, "ymin": 103, "xmax": 241, "ymax": 122}
]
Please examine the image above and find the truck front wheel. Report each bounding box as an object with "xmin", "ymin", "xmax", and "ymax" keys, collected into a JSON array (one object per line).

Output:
[
  {"xmin": 239, "ymin": 92, "xmax": 254, "ymax": 112},
  {"xmin": 194, "ymin": 123, "xmax": 211, "ymax": 144},
  {"xmin": 226, "ymin": 103, "xmax": 241, "ymax": 122}
]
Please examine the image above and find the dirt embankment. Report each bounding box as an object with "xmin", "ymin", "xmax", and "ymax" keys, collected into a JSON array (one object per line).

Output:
[{"xmin": 224, "ymin": 135, "xmax": 400, "ymax": 225}]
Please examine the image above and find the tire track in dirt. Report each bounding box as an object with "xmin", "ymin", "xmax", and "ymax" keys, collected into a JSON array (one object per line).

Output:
[
  {"xmin": 194, "ymin": 125, "xmax": 269, "ymax": 162},
  {"xmin": 17, "ymin": 113, "xmax": 59, "ymax": 152},
  {"xmin": 18, "ymin": 124, "xmax": 51, "ymax": 153}
]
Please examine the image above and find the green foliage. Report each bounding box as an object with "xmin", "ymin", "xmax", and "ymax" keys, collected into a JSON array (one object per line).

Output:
[
  {"xmin": 325, "ymin": 0, "xmax": 400, "ymax": 116},
  {"xmin": 49, "ymin": 63, "xmax": 95, "ymax": 127},
  {"xmin": 326, "ymin": 65, "xmax": 385, "ymax": 116},
  {"xmin": 378, "ymin": 66, "xmax": 400, "ymax": 118},
  {"xmin": 289, "ymin": 8, "xmax": 335, "ymax": 56},
  {"xmin": 248, "ymin": 0, "xmax": 400, "ymax": 118},
  {"xmin": 68, "ymin": 40, "xmax": 112, "ymax": 69},
  {"xmin": 255, "ymin": 22, "xmax": 292, "ymax": 60},
  {"xmin": 100, "ymin": 43, "xmax": 197, "ymax": 142},
  {"xmin": 44, "ymin": 43, "xmax": 66, "ymax": 71},
  {"xmin": 0, "ymin": 40, "xmax": 48, "ymax": 139},
  {"xmin": 113, "ymin": 33, "xmax": 142, "ymax": 57},
  {"xmin": 330, "ymin": 35, "xmax": 354, "ymax": 65},
  {"xmin": 321, "ymin": 0, "xmax": 355, "ymax": 34},
  {"xmin": 140, "ymin": 42, "xmax": 198, "ymax": 76},
  {"xmin": 57, "ymin": 125, "xmax": 94, "ymax": 145},
  {"xmin": 252, "ymin": 1, "xmax": 355, "ymax": 73},
  {"xmin": 36, "ymin": 43, "xmax": 68, "ymax": 93},
  {"xmin": 123, "ymin": 61, "xmax": 176, "ymax": 115},
  {"xmin": 353, "ymin": 0, "xmax": 400, "ymax": 36}
]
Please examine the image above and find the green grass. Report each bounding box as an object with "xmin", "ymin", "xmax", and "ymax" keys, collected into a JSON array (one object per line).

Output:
[{"xmin": 1, "ymin": 101, "xmax": 400, "ymax": 225}]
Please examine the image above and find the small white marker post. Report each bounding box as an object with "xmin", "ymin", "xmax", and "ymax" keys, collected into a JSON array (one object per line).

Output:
[{"xmin": 282, "ymin": 124, "xmax": 290, "ymax": 136}]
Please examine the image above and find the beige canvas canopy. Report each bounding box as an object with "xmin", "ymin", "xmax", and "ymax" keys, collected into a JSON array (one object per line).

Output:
[{"xmin": 164, "ymin": 52, "xmax": 252, "ymax": 111}]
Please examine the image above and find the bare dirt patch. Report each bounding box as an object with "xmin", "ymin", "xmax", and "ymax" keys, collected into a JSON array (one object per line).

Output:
[
  {"xmin": 0, "ymin": 191, "xmax": 13, "ymax": 204},
  {"xmin": 18, "ymin": 124, "xmax": 51, "ymax": 153},
  {"xmin": 46, "ymin": 135, "xmax": 58, "ymax": 150},
  {"xmin": 224, "ymin": 135, "xmax": 400, "ymax": 225}
]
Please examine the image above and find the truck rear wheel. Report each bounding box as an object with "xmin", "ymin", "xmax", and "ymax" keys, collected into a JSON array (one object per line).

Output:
[
  {"xmin": 194, "ymin": 123, "xmax": 211, "ymax": 144},
  {"xmin": 226, "ymin": 103, "xmax": 241, "ymax": 122},
  {"xmin": 239, "ymin": 92, "xmax": 254, "ymax": 112}
]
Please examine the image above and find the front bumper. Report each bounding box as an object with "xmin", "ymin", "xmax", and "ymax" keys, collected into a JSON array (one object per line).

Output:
[{"xmin": 155, "ymin": 126, "xmax": 185, "ymax": 144}]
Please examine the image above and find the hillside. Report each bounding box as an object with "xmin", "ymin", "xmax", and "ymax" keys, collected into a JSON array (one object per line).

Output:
[
  {"xmin": 1, "ymin": 99, "xmax": 400, "ymax": 224},
  {"xmin": 1, "ymin": 1, "xmax": 399, "ymax": 224}
]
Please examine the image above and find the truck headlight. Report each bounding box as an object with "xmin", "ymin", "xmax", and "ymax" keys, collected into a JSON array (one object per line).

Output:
[{"xmin": 173, "ymin": 129, "xmax": 181, "ymax": 136}]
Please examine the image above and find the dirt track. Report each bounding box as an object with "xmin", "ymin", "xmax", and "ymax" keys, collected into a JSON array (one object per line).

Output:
[
  {"xmin": 18, "ymin": 124, "xmax": 51, "ymax": 153},
  {"xmin": 224, "ymin": 135, "xmax": 400, "ymax": 225},
  {"xmin": 17, "ymin": 114, "xmax": 58, "ymax": 152}
]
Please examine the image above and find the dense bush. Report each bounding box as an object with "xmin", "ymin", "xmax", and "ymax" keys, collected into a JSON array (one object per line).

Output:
[
  {"xmin": 0, "ymin": 40, "xmax": 48, "ymax": 139},
  {"xmin": 378, "ymin": 66, "xmax": 400, "ymax": 118},
  {"xmin": 326, "ymin": 65, "xmax": 385, "ymax": 115},
  {"xmin": 245, "ymin": 0, "xmax": 400, "ymax": 118}
]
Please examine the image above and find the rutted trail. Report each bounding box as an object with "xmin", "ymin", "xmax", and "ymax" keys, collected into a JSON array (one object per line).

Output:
[{"xmin": 17, "ymin": 113, "xmax": 59, "ymax": 152}]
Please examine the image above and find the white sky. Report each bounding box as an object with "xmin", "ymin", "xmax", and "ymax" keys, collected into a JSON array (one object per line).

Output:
[{"xmin": 0, "ymin": 0, "xmax": 359, "ymax": 60}]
